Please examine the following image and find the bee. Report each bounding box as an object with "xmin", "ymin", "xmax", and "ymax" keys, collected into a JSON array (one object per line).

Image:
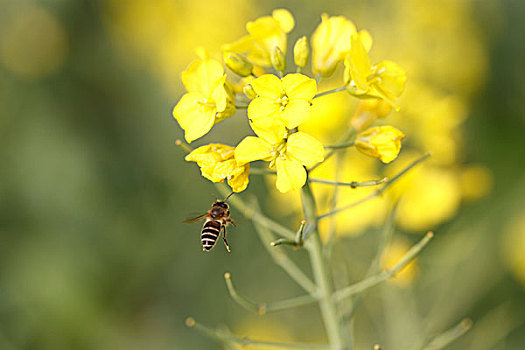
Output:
[{"xmin": 185, "ymin": 193, "xmax": 236, "ymax": 252}]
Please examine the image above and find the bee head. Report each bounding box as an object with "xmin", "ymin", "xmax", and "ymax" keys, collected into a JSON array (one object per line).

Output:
[{"xmin": 214, "ymin": 200, "xmax": 229, "ymax": 209}]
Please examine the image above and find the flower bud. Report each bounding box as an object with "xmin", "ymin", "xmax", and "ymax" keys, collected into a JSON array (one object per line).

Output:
[
  {"xmin": 293, "ymin": 36, "xmax": 309, "ymax": 68},
  {"xmin": 223, "ymin": 51, "xmax": 253, "ymax": 77},
  {"xmin": 243, "ymin": 84, "xmax": 257, "ymax": 99},
  {"xmin": 351, "ymin": 99, "xmax": 392, "ymax": 131},
  {"xmin": 355, "ymin": 126, "xmax": 405, "ymax": 163},
  {"xmin": 271, "ymin": 46, "xmax": 286, "ymax": 72}
]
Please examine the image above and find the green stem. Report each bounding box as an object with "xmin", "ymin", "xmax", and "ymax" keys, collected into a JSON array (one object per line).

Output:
[
  {"xmin": 224, "ymin": 272, "xmax": 317, "ymax": 315},
  {"xmin": 186, "ymin": 317, "xmax": 330, "ymax": 349},
  {"xmin": 301, "ymin": 179, "xmax": 347, "ymax": 350},
  {"xmin": 317, "ymin": 153, "xmax": 431, "ymax": 220},
  {"xmin": 251, "ymin": 168, "xmax": 386, "ymax": 189},
  {"xmin": 308, "ymin": 177, "xmax": 387, "ymax": 188},
  {"xmin": 421, "ymin": 318, "xmax": 472, "ymax": 350},
  {"xmin": 310, "ymin": 128, "xmax": 356, "ymax": 172},
  {"xmin": 235, "ymin": 105, "xmax": 248, "ymax": 109},
  {"xmin": 324, "ymin": 141, "xmax": 355, "ymax": 150},
  {"xmin": 313, "ymin": 86, "xmax": 346, "ymax": 99},
  {"xmin": 251, "ymin": 214, "xmax": 317, "ymax": 295},
  {"xmin": 333, "ymin": 232, "xmax": 434, "ymax": 302}
]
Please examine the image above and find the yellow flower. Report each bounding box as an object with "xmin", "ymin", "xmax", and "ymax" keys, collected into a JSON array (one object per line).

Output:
[
  {"xmin": 355, "ymin": 126, "xmax": 405, "ymax": 163},
  {"xmin": 350, "ymin": 98, "xmax": 392, "ymax": 131},
  {"xmin": 173, "ymin": 58, "xmax": 235, "ymax": 142},
  {"xmin": 311, "ymin": 14, "xmax": 372, "ymax": 77},
  {"xmin": 185, "ymin": 144, "xmax": 250, "ymax": 192},
  {"xmin": 222, "ymin": 9, "xmax": 294, "ymax": 67},
  {"xmin": 248, "ymin": 73, "xmax": 317, "ymax": 129},
  {"xmin": 235, "ymin": 125, "xmax": 324, "ymax": 193},
  {"xmin": 344, "ymin": 34, "xmax": 406, "ymax": 109}
]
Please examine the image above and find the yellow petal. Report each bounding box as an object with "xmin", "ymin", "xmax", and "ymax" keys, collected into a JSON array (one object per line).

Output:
[
  {"xmin": 211, "ymin": 76, "xmax": 227, "ymax": 112},
  {"xmin": 372, "ymin": 61, "xmax": 407, "ymax": 97},
  {"xmin": 282, "ymin": 99, "xmax": 310, "ymax": 129},
  {"xmin": 173, "ymin": 93, "xmax": 215, "ymax": 143},
  {"xmin": 344, "ymin": 33, "xmax": 371, "ymax": 90},
  {"xmin": 228, "ymin": 164, "xmax": 250, "ymax": 193},
  {"xmin": 311, "ymin": 14, "xmax": 357, "ymax": 77},
  {"xmin": 272, "ymin": 9, "xmax": 295, "ymax": 33},
  {"xmin": 234, "ymin": 136, "xmax": 273, "ymax": 165},
  {"xmin": 181, "ymin": 58, "xmax": 224, "ymax": 95},
  {"xmin": 250, "ymin": 116, "xmax": 287, "ymax": 145},
  {"xmin": 358, "ymin": 29, "xmax": 373, "ymax": 52},
  {"xmin": 250, "ymin": 74, "xmax": 282, "ymax": 98},
  {"xmin": 247, "ymin": 96, "xmax": 280, "ymax": 121},
  {"xmin": 275, "ymin": 156, "xmax": 306, "ymax": 193},
  {"xmin": 286, "ymin": 132, "xmax": 325, "ymax": 167},
  {"xmin": 281, "ymin": 73, "xmax": 317, "ymax": 100}
]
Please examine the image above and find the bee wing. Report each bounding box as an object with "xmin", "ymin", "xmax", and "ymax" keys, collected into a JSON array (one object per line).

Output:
[{"xmin": 183, "ymin": 213, "xmax": 208, "ymax": 224}]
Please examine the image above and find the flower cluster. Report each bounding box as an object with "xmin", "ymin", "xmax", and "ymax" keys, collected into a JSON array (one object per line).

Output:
[{"xmin": 173, "ymin": 9, "xmax": 407, "ymax": 193}]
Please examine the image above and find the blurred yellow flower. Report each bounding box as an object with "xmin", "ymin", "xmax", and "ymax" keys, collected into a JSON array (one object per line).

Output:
[
  {"xmin": 351, "ymin": 99, "xmax": 392, "ymax": 131},
  {"xmin": 457, "ymin": 164, "xmax": 493, "ymax": 201},
  {"xmin": 173, "ymin": 57, "xmax": 235, "ymax": 142},
  {"xmin": 0, "ymin": 5, "xmax": 68, "ymax": 79},
  {"xmin": 235, "ymin": 127, "xmax": 324, "ymax": 193},
  {"xmin": 222, "ymin": 9, "xmax": 294, "ymax": 67},
  {"xmin": 344, "ymin": 34, "xmax": 406, "ymax": 109},
  {"xmin": 185, "ymin": 144, "xmax": 249, "ymax": 192},
  {"xmin": 355, "ymin": 126, "xmax": 405, "ymax": 164},
  {"xmin": 311, "ymin": 14, "xmax": 365, "ymax": 77},
  {"xmin": 502, "ymin": 214, "xmax": 525, "ymax": 288},
  {"xmin": 248, "ymin": 73, "xmax": 317, "ymax": 129},
  {"xmin": 388, "ymin": 153, "xmax": 462, "ymax": 232}
]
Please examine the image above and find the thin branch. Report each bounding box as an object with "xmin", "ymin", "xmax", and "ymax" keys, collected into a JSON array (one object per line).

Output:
[
  {"xmin": 271, "ymin": 220, "xmax": 306, "ymax": 248},
  {"xmin": 251, "ymin": 168, "xmax": 386, "ymax": 189},
  {"xmin": 333, "ymin": 232, "xmax": 434, "ymax": 302},
  {"xmin": 309, "ymin": 128, "xmax": 356, "ymax": 172},
  {"xmin": 421, "ymin": 319, "xmax": 473, "ymax": 350},
  {"xmin": 341, "ymin": 203, "xmax": 398, "ymax": 322},
  {"xmin": 223, "ymin": 272, "xmax": 260, "ymax": 313},
  {"xmin": 251, "ymin": 212, "xmax": 318, "ymax": 296},
  {"xmin": 175, "ymin": 139, "xmax": 193, "ymax": 153},
  {"xmin": 317, "ymin": 153, "xmax": 431, "ymax": 221},
  {"xmin": 324, "ymin": 141, "xmax": 355, "ymax": 150},
  {"xmin": 313, "ymin": 86, "xmax": 347, "ymax": 99},
  {"xmin": 308, "ymin": 177, "xmax": 387, "ymax": 188},
  {"xmin": 224, "ymin": 273, "xmax": 318, "ymax": 315},
  {"xmin": 186, "ymin": 317, "xmax": 330, "ymax": 349}
]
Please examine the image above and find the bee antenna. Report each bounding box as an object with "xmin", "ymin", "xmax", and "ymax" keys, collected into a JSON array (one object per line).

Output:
[{"xmin": 224, "ymin": 192, "xmax": 235, "ymax": 202}]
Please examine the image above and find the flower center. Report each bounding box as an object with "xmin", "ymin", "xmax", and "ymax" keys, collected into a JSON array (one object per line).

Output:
[
  {"xmin": 275, "ymin": 93, "xmax": 289, "ymax": 112},
  {"xmin": 198, "ymin": 98, "xmax": 216, "ymax": 112}
]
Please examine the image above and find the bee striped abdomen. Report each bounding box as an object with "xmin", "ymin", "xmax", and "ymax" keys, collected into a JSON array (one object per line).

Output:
[{"xmin": 201, "ymin": 220, "xmax": 221, "ymax": 251}]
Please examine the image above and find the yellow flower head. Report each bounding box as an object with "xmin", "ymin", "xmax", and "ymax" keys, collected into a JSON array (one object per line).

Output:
[
  {"xmin": 311, "ymin": 14, "xmax": 372, "ymax": 77},
  {"xmin": 235, "ymin": 124, "xmax": 324, "ymax": 193},
  {"xmin": 355, "ymin": 126, "xmax": 405, "ymax": 163},
  {"xmin": 173, "ymin": 58, "xmax": 235, "ymax": 143},
  {"xmin": 185, "ymin": 144, "xmax": 250, "ymax": 192},
  {"xmin": 222, "ymin": 9, "xmax": 294, "ymax": 67},
  {"xmin": 344, "ymin": 33, "xmax": 406, "ymax": 109},
  {"xmin": 248, "ymin": 73, "xmax": 317, "ymax": 129}
]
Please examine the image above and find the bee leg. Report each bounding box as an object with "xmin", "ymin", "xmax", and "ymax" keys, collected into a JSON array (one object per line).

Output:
[
  {"xmin": 227, "ymin": 218, "xmax": 236, "ymax": 227},
  {"xmin": 222, "ymin": 226, "xmax": 231, "ymax": 253}
]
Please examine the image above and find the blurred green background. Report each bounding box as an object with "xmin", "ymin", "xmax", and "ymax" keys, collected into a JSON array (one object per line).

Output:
[{"xmin": 1, "ymin": 0, "xmax": 525, "ymax": 349}]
